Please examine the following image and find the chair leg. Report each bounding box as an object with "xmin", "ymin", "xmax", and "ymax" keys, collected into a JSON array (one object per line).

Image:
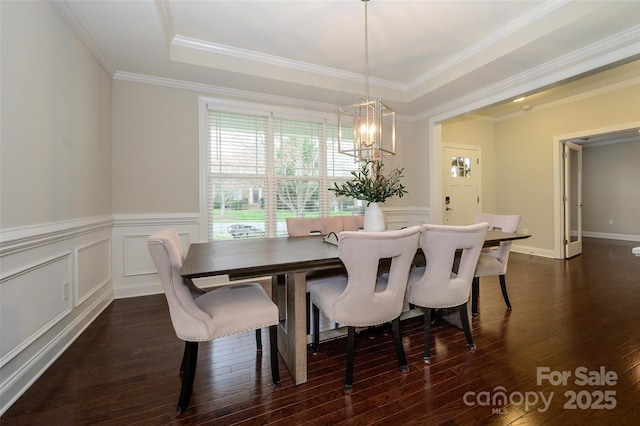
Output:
[
  {"xmin": 255, "ymin": 329, "xmax": 262, "ymax": 352},
  {"xmin": 269, "ymin": 325, "xmax": 281, "ymax": 387},
  {"xmin": 471, "ymin": 277, "xmax": 480, "ymax": 317},
  {"xmin": 423, "ymin": 308, "xmax": 432, "ymax": 364},
  {"xmin": 177, "ymin": 341, "xmax": 198, "ymax": 416},
  {"xmin": 311, "ymin": 304, "xmax": 320, "ymax": 354},
  {"xmin": 344, "ymin": 326, "xmax": 356, "ymax": 394},
  {"xmin": 179, "ymin": 344, "xmax": 187, "ymax": 379},
  {"xmin": 459, "ymin": 302, "xmax": 475, "ymax": 350},
  {"xmin": 499, "ymin": 274, "xmax": 512, "ymax": 310},
  {"xmin": 391, "ymin": 317, "xmax": 408, "ymax": 372}
]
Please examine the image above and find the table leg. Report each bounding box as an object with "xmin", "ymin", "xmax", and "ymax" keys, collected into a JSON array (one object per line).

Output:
[{"xmin": 271, "ymin": 272, "xmax": 307, "ymax": 385}]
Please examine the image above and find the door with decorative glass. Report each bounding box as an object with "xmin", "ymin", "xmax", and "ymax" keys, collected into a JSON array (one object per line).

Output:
[
  {"xmin": 443, "ymin": 145, "xmax": 480, "ymax": 225},
  {"xmin": 564, "ymin": 141, "xmax": 583, "ymax": 258}
]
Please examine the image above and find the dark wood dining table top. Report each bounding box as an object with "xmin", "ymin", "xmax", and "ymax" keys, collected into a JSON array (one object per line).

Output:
[{"xmin": 181, "ymin": 230, "xmax": 530, "ymax": 280}]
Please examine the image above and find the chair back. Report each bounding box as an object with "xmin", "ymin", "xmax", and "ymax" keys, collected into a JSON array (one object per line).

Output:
[
  {"xmin": 286, "ymin": 216, "xmax": 343, "ymax": 236},
  {"xmin": 147, "ymin": 229, "xmax": 210, "ymax": 341},
  {"xmin": 331, "ymin": 226, "xmax": 421, "ymax": 325},
  {"xmin": 407, "ymin": 223, "xmax": 488, "ymax": 308},
  {"xmin": 341, "ymin": 215, "xmax": 365, "ymax": 231},
  {"xmin": 474, "ymin": 213, "xmax": 521, "ymax": 265}
]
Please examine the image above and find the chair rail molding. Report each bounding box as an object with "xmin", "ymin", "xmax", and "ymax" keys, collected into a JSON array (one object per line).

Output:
[{"xmin": 0, "ymin": 215, "xmax": 114, "ymax": 256}]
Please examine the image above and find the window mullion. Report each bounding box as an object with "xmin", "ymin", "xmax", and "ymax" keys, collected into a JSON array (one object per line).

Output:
[
  {"xmin": 266, "ymin": 114, "xmax": 277, "ymax": 237},
  {"xmin": 319, "ymin": 120, "xmax": 329, "ymax": 216}
]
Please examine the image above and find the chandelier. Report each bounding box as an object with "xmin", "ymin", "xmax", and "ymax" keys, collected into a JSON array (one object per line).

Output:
[{"xmin": 338, "ymin": 0, "xmax": 396, "ymax": 162}]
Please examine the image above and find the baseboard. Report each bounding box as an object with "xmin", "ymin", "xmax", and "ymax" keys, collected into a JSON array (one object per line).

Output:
[
  {"xmin": 582, "ymin": 231, "xmax": 640, "ymax": 242},
  {"xmin": 0, "ymin": 290, "xmax": 113, "ymax": 416},
  {"xmin": 512, "ymin": 244, "xmax": 555, "ymax": 259}
]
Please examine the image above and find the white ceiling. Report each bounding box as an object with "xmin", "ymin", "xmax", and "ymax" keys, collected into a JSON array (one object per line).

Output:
[{"xmin": 56, "ymin": 0, "xmax": 640, "ymax": 119}]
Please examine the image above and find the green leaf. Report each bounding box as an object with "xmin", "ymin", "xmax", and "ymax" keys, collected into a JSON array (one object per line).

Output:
[{"xmin": 328, "ymin": 160, "xmax": 407, "ymax": 203}]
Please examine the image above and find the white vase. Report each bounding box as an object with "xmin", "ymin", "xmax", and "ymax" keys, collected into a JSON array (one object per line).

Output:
[{"xmin": 364, "ymin": 202, "xmax": 386, "ymax": 231}]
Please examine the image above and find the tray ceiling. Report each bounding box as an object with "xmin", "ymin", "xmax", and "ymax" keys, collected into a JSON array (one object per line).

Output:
[{"xmin": 57, "ymin": 0, "xmax": 640, "ymax": 119}]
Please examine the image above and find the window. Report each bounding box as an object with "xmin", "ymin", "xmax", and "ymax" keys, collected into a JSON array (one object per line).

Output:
[
  {"xmin": 450, "ymin": 156, "xmax": 471, "ymax": 178},
  {"xmin": 201, "ymin": 99, "xmax": 360, "ymax": 240}
]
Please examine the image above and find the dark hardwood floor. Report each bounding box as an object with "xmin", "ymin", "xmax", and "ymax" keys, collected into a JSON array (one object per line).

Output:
[{"xmin": 3, "ymin": 238, "xmax": 640, "ymax": 425}]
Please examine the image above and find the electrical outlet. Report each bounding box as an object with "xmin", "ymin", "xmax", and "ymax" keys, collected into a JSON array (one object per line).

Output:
[
  {"xmin": 609, "ymin": 219, "xmax": 614, "ymax": 225},
  {"xmin": 63, "ymin": 282, "xmax": 69, "ymax": 301}
]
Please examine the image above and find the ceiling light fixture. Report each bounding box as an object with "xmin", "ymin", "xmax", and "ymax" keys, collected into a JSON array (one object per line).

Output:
[{"xmin": 338, "ymin": 0, "xmax": 396, "ymax": 162}]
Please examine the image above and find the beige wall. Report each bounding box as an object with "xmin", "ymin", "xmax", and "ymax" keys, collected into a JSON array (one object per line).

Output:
[
  {"xmin": 383, "ymin": 119, "xmax": 429, "ymax": 209},
  {"xmin": 494, "ymin": 84, "xmax": 640, "ymax": 250},
  {"xmin": 112, "ymin": 81, "xmax": 199, "ymax": 213},
  {"xmin": 1, "ymin": 1, "xmax": 115, "ymax": 414},
  {"xmin": 441, "ymin": 117, "xmax": 497, "ymax": 214},
  {"xmin": 1, "ymin": 0, "xmax": 112, "ymax": 229},
  {"xmin": 583, "ymin": 141, "xmax": 640, "ymax": 236}
]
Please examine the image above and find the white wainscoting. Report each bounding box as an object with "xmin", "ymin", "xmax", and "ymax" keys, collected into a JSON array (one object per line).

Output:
[
  {"xmin": 0, "ymin": 216, "xmax": 114, "ymax": 415},
  {"xmin": 112, "ymin": 213, "xmax": 202, "ymax": 299},
  {"xmin": 384, "ymin": 207, "xmax": 431, "ymax": 230}
]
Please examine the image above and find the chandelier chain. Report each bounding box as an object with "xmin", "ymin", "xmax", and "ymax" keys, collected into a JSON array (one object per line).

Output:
[{"xmin": 364, "ymin": 0, "xmax": 369, "ymax": 101}]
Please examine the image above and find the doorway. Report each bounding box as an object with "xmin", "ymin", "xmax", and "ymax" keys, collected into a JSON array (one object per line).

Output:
[
  {"xmin": 442, "ymin": 144, "xmax": 481, "ymax": 225},
  {"xmin": 553, "ymin": 123, "xmax": 640, "ymax": 259}
]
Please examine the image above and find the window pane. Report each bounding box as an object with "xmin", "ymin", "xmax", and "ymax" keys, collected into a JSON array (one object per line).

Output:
[
  {"xmin": 273, "ymin": 119, "xmax": 320, "ymax": 177},
  {"xmin": 209, "ymin": 177, "xmax": 268, "ymax": 240},
  {"xmin": 208, "ymin": 111, "xmax": 268, "ymax": 175},
  {"xmin": 276, "ymin": 178, "xmax": 320, "ymax": 217},
  {"xmin": 450, "ymin": 156, "xmax": 471, "ymax": 178},
  {"xmin": 327, "ymin": 181, "xmax": 362, "ymax": 215},
  {"xmin": 327, "ymin": 124, "xmax": 359, "ymax": 177},
  {"xmin": 275, "ymin": 178, "xmax": 320, "ymax": 236}
]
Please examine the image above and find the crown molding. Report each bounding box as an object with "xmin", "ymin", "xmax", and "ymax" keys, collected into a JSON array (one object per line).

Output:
[
  {"xmin": 170, "ymin": 35, "xmax": 406, "ymax": 93},
  {"xmin": 154, "ymin": 0, "xmax": 175, "ymax": 45},
  {"xmin": 424, "ymin": 25, "xmax": 640, "ymax": 123},
  {"xmin": 494, "ymin": 76, "xmax": 640, "ymax": 122},
  {"xmin": 51, "ymin": 0, "xmax": 115, "ymax": 76},
  {"xmin": 408, "ymin": 0, "xmax": 568, "ymax": 91},
  {"xmin": 113, "ymin": 71, "xmax": 341, "ymax": 114}
]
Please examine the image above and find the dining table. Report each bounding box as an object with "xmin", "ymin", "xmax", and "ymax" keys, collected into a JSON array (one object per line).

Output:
[{"xmin": 181, "ymin": 229, "xmax": 530, "ymax": 385}]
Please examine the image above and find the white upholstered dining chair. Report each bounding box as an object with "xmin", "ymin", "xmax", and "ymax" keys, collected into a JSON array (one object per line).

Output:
[
  {"xmin": 472, "ymin": 213, "xmax": 521, "ymax": 316},
  {"xmin": 147, "ymin": 229, "xmax": 280, "ymax": 416},
  {"xmin": 285, "ymin": 216, "xmax": 344, "ymax": 236},
  {"xmin": 285, "ymin": 216, "xmax": 348, "ymax": 335},
  {"xmin": 310, "ymin": 226, "xmax": 421, "ymax": 393},
  {"xmin": 405, "ymin": 223, "xmax": 488, "ymax": 363}
]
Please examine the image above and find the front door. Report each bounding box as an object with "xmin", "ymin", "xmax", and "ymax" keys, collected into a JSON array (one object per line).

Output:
[
  {"xmin": 443, "ymin": 145, "xmax": 480, "ymax": 225},
  {"xmin": 564, "ymin": 141, "xmax": 583, "ymax": 258}
]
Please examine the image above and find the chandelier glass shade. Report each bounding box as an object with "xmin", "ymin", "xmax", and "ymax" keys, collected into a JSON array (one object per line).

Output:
[
  {"xmin": 338, "ymin": 0, "xmax": 396, "ymax": 162},
  {"xmin": 338, "ymin": 99, "xmax": 396, "ymax": 161}
]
